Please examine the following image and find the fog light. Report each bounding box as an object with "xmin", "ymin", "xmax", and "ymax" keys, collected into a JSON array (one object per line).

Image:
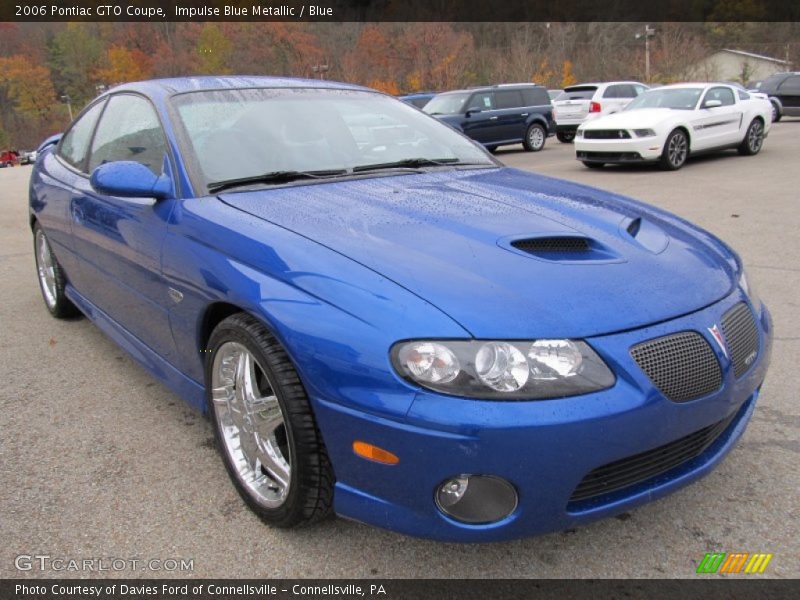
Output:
[{"xmin": 435, "ymin": 475, "xmax": 518, "ymax": 524}]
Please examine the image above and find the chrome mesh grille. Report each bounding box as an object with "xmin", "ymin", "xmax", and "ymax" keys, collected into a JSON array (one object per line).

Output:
[
  {"xmin": 630, "ymin": 332, "xmax": 722, "ymax": 402},
  {"xmin": 721, "ymin": 303, "xmax": 759, "ymax": 378}
]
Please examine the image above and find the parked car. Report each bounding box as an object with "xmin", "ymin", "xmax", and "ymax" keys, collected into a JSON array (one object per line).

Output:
[
  {"xmin": 553, "ymin": 81, "xmax": 649, "ymax": 142},
  {"xmin": 751, "ymin": 72, "xmax": 800, "ymax": 122},
  {"xmin": 575, "ymin": 83, "xmax": 772, "ymax": 170},
  {"xmin": 1, "ymin": 149, "xmax": 20, "ymax": 167},
  {"xmin": 424, "ymin": 83, "xmax": 554, "ymax": 152},
  {"xmin": 30, "ymin": 77, "xmax": 771, "ymax": 542},
  {"xmin": 398, "ymin": 92, "xmax": 436, "ymax": 109},
  {"xmin": 547, "ymin": 89, "xmax": 563, "ymax": 100},
  {"xmin": 19, "ymin": 150, "xmax": 38, "ymax": 165}
]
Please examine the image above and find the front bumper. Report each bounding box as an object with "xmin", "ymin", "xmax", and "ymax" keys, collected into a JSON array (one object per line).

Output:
[
  {"xmin": 575, "ymin": 135, "xmax": 665, "ymax": 163},
  {"xmin": 314, "ymin": 292, "xmax": 772, "ymax": 542}
]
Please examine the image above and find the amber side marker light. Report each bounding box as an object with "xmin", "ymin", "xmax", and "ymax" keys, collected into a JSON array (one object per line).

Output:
[{"xmin": 352, "ymin": 441, "xmax": 400, "ymax": 465}]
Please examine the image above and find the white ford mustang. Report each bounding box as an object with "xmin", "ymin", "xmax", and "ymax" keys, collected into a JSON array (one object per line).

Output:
[{"xmin": 574, "ymin": 83, "xmax": 772, "ymax": 170}]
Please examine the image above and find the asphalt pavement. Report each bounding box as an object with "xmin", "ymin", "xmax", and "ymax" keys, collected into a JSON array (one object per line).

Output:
[{"xmin": 1, "ymin": 121, "xmax": 798, "ymax": 578}]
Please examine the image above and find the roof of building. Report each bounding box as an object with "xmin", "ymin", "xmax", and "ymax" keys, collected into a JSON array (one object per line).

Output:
[{"xmin": 716, "ymin": 49, "xmax": 789, "ymax": 65}]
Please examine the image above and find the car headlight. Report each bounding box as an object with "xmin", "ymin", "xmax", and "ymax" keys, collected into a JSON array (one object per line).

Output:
[
  {"xmin": 391, "ymin": 339, "xmax": 614, "ymax": 399},
  {"xmin": 575, "ymin": 129, "xmax": 584, "ymax": 138},
  {"xmin": 739, "ymin": 268, "xmax": 761, "ymax": 309},
  {"xmin": 633, "ymin": 129, "xmax": 656, "ymax": 137}
]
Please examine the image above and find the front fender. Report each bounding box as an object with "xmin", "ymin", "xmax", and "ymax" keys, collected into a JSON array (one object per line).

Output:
[{"xmin": 162, "ymin": 197, "xmax": 469, "ymax": 420}]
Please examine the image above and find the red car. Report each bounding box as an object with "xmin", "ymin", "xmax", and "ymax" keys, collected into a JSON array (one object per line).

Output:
[{"xmin": 1, "ymin": 150, "xmax": 20, "ymax": 167}]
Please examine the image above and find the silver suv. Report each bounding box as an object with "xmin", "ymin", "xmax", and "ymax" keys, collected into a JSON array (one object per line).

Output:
[{"xmin": 553, "ymin": 81, "xmax": 648, "ymax": 142}]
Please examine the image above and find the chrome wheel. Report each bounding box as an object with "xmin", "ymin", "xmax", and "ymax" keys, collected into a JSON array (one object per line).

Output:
[
  {"xmin": 748, "ymin": 120, "xmax": 764, "ymax": 153},
  {"xmin": 35, "ymin": 229, "xmax": 57, "ymax": 309},
  {"xmin": 211, "ymin": 342, "xmax": 291, "ymax": 508},
  {"xmin": 667, "ymin": 132, "xmax": 688, "ymax": 168},
  {"xmin": 527, "ymin": 126, "xmax": 545, "ymax": 150}
]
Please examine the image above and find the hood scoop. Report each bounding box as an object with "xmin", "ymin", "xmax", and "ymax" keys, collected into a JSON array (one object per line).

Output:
[
  {"xmin": 503, "ymin": 235, "xmax": 622, "ymax": 263},
  {"xmin": 511, "ymin": 236, "xmax": 591, "ymax": 254}
]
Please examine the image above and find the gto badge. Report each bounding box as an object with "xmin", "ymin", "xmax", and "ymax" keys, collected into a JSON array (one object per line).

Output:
[{"xmin": 708, "ymin": 324, "xmax": 728, "ymax": 358}]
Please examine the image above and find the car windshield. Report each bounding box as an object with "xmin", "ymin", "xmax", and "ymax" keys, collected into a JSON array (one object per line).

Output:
[
  {"xmin": 625, "ymin": 88, "xmax": 703, "ymax": 111},
  {"xmin": 172, "ymin": 88, "xmax": 493, "ymax": 189},
  {"xmin": 423, "ymin": 92, "xmax": 471, "ymax": 115}
]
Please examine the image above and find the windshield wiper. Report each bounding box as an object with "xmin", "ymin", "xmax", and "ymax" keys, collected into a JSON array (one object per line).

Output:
[
  {"xmin": 352, "ymin": 157, "xmax": 482, "ymax": 173},
  {"xmin": 208, "ymin": 169, "xmax": 348, "ymax": 193}
]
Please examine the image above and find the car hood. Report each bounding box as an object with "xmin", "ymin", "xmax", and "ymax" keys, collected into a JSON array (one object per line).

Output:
[
  {"xmin": 582, "ymin": 108, "xmax": 679, "ymax": 129},
  {"xmin": 219, "ymin": 168, "xmax": 737, "ymax": 338}
]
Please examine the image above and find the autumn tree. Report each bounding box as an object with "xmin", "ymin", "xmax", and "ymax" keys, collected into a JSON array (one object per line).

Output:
[
  {"xmin": 0, "ymin": 56, "xmax": 57, "ymax": 119},
  {"xmin": 196, "ymin": 23, "xmax": 233, "ymax": 74},
  {"xmin": 48, "ymin": 23, "xmax": 104, "ymax": 107},
  {"xmin": 95, "ymin": 46, "xmax": 153, "ymax": 86}
]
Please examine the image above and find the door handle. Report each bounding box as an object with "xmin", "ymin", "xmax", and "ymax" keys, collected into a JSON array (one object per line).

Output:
[
  {"xmin": 521, "ymin": 113, "xmax": 529, "ymax": 117},
  {"xmin": 489, "ymin": 116, "xmax": 499, "ymax": 120}
]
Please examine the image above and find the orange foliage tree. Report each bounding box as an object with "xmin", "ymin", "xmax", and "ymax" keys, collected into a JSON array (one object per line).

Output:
[{"xmin": 96, "ymin": 46, "xmax": 153, "ymax": 86}]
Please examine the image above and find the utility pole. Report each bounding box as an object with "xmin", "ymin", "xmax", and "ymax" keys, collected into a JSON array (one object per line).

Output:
[
  {"xmin": 60, "ymin": 95, "xmax": 73, "ymax": 121},
  {"xmin": 636, "ymin": 25, "xmax": 656, "ymax": 82}
]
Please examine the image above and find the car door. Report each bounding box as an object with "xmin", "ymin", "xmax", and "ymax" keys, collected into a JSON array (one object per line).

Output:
[
  {"xmin": 34, "ymin": 99, "xmax": 107, "ymax": 281},
  {"xmin": 460, "ymin": 91, "xmax": 498, "ymax": 144},
  {"xmin": 601, "ymin": 84, "xmax": 627, "ymax": 114},
  {"xmin": 691, "ymin": 87, "xmax": 741, "ymax": 150},
  {"xmin": 776, "ymin": 74, "xmax": 800, "ymax": 114},
  {"xmin": 605, "ymin": 84, "xmax": 640, "ymax": 113},
  {"xmin": 492, "ymin": 89, "xmax": 528, "ymax": 141},
  {"xmin": 69, "ymin": 93, "xmax": 179, "ymax": 363}
]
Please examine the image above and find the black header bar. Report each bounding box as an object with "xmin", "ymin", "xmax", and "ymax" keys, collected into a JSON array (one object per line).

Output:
[{"xmin": 3, "ymin": 0, "xmax": 800, "ymax": 22}]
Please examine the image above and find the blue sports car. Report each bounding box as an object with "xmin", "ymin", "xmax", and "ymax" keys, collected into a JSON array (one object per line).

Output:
[{"xmin": 30, "ymin": 77, "xmax": 771, "ymax": 542}]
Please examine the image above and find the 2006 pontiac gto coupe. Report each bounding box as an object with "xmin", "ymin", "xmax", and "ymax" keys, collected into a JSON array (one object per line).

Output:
[{"xmin": 30, "ymin": 77, "xmax": 771, "ymax": 542}]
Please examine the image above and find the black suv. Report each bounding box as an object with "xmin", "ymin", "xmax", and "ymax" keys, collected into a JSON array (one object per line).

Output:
[
  {"xmin": 754, "ymin": 72, "xmax": 800, "ymax": 121},
  {"xmin": 424, "ymin": 84, "xmax": 554, "ymax": 152}
]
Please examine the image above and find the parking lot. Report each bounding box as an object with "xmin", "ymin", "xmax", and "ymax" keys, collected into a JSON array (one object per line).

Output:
[{"xmin": 1, "ymin": 120, "xmax": 798, "ymax": 579}]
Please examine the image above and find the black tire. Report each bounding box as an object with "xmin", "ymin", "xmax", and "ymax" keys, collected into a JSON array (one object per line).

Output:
[
  {"xmin": 33, "ymin": 223, "xmax": 80, "ymax": 319},
  {"xmin": 523, "ymin": 123, "xmax": 546, "ymax": 152},
  {"xmin": 557, "ymin": 130, "xmax": 576, "ymax": 143},
  {"xmin": 659, "ymin": 129, "xmax": 689, "ymax": 171},
  {"xmin": 738, "ymin": 118, "xmax": 765, "ymax": 156},
  {"xmin": 582, "ymin": 161, "xmax": 605, "ymax": 169},
  {"xmin": 771, "ymin": 102, "xmax": 781, "ymax": 123},
  {"xmin": 206, "ymin": 312, "xmax": 334, "ymax": 528}
]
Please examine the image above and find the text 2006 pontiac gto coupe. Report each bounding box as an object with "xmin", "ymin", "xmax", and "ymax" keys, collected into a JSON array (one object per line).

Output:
[{"xmin": 30, "ymin": 77, "xmax": 771, "ymax": 542}]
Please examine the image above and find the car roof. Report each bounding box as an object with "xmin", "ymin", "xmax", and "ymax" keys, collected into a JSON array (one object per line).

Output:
[
  {"xmin": 101, "ymin": 76, "xmax": 371, "ymax": 102},
  {"xmin": 440, "ymin": 83, "xmax": 545, "ymax": 94},
  {"xmin": 565, "ymin": 81, "xmax": 645, "ymax": 88},
  {"xmin": 651, "ymin": 83, "xmax": 727, "ymax": 90}
]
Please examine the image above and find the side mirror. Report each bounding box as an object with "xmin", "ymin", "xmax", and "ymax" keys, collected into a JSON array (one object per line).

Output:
[
  {"xmin": 465, "ymin": 108, "xmax": 482, "ymax": 117},
  {"xmin": 90, "ymin": 161, "xmax": 173, "ymax": 200},
  {"xmin": 703, "ymin": 99, "xmax": 722, "ymax": 109}
]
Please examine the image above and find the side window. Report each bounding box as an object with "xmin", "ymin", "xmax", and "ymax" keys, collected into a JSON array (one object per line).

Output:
[
  {"xmin": 57, "ymin": 100, "xmax": 106, "ymax": 171},
  {"xmin": 467, "ymin": 92, "xmax": 494, "ymax": 111},
  {"xmin": 88, "ymin": 94, "xmax": 168, "ymax": 175},
  {"xmin": 522, "ymin": 87, "xmax": 550, "ymax": 106},
  {"xmin": 602, "ymin": 85, "xmax": 620, "ymax": 99},
  {"xmin": 615, "ymin": 85, "xmax": 637, "ymax": 98},
  {"xmin": 779, "ymin": 76, "xmax": 800, "ymax": 93},
  {"xmin": 495, "ymin": 90, "xmax": 524, "ymax": 109},
  {"xmin": 704, "ymin": 87, "xmax": 736, "ymax": 106},
  {"xmin": 633, "ymin": 85, "xmax": 648, "ymax": 95}
]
